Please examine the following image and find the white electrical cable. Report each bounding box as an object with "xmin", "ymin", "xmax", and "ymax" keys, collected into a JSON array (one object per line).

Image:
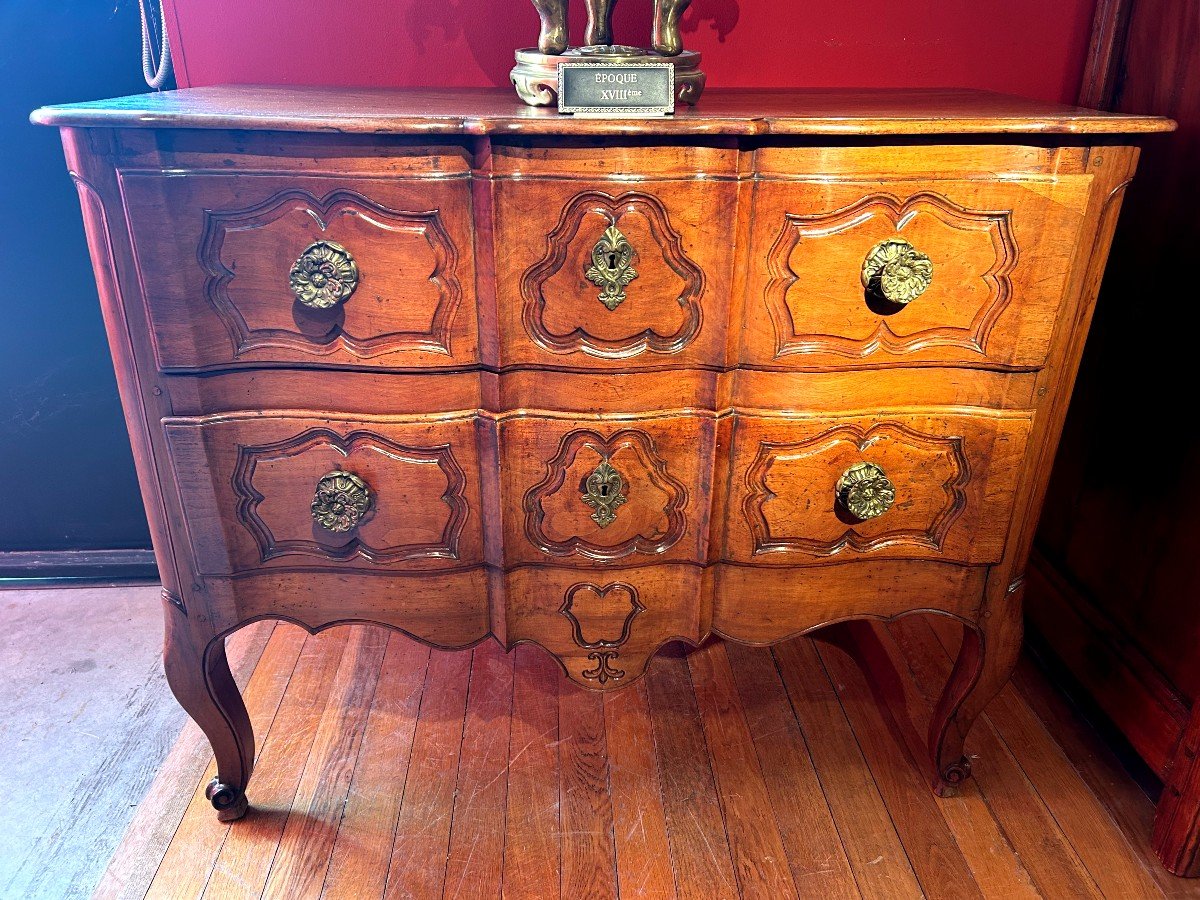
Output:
[{"xmin": 139, "ymin": 0, "xmax": 173, "ymax": 90}]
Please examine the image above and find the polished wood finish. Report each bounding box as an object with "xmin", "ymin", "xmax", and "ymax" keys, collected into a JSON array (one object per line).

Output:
[
  {"xmin": 38, "ymin": 88, "xmax": 1168, "ymax": 820},
  {"xmin": 32, "ymin": 86, "xmax": 1173, "ymax": 135},
  {"xmin": 1030, "ymin": 0, "xmax": 1200, "ymax": 876},
  {"xmin": 96, "ymin": 622, "xmax": 1200, "ymax": 899},
  {"xmin": 121, "ymin": 171, "xmax": 478, "ymax": 371}
]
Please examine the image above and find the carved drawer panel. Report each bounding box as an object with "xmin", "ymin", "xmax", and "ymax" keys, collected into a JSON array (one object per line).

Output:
[
  {"xmin": 163, "ymin": 414, "xmax": 483, "ymax": 575},
  {"xmin": 724, "ymin": 411, "xmax": 1032, "ymax": 565},
  {"xmin": 493, "ymin": 180, "xmax": 735, "ymax": 367},
  {"xmin": 501, "ymin": 414, "xmax": 714, "ymax": 566},
  {"xmin": 120, "ymin": 174, "xmax": 477, "ymax": 370},
  {"xmin": 741, "ymin": 175, "xmax": 1092, "ymax": 369},
  {"xmin": 504, "ymin": 565, "xmax": 703, "ymax": 689}
]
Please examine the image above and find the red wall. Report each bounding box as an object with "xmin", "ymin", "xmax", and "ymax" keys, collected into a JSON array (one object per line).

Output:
[{"xmin": 165, "ymin": 0, "xmax": 1095, "ymax": 105}]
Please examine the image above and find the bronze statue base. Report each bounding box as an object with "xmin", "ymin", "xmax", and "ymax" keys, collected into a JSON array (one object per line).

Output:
[{"xmin": 511, "ymin": 46, "xmax": 705, "ymax": 108}]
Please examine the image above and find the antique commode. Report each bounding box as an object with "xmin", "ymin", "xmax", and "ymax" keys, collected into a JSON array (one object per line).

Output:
[{"xmin": 33, "ymin": 88, "xmax": 1171, "ymax": 820}]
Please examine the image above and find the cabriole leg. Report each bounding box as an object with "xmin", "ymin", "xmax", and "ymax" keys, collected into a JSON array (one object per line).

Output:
[
  {"xmin": 928, "ymin": 583, "xmax": 1024, "ymax": 795},
  {"xmin": 162, "ymin": 593, "xmax": 254, "ymax": 821}
]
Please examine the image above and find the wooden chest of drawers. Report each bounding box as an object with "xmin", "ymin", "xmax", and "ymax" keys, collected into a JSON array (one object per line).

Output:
[{"xmin": 34, "ymin": 87, "xmax": 1171, "ymax": 821}]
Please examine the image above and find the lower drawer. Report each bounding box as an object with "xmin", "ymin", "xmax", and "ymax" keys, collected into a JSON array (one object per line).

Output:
[
  {"xmin": 164, "ymin": 413, "xmax": 485, "ymax": 575},
  {"xmin": 723, "ymin": 410, "xmax": 1033, "ymax": 565},
  {"xmin": 501, "ymin": 413, "xmax": 715, "ymax": 566}
]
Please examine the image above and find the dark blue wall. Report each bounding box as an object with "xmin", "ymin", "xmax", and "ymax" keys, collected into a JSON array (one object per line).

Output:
[{"xmin": 0, "ymin": 2, "xmax": 154, "ymax": 551}]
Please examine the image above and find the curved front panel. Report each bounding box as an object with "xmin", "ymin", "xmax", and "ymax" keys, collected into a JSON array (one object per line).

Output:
[
  {"xmin": 493, "ymin": 179, "xmax": 735, "ymax": 368},
  {"xmin": 164, "ymin": 413, "xmax": 485, "ymax": 575},
  {"xmin": 122, "ymin": 172, "xmax": 478, "ymax": 371}
]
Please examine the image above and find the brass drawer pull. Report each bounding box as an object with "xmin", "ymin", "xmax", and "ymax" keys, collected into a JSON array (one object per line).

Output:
[
  {"xmin": 290, "ymin": 240, "xmax": 359, "ymax": 309},
  {"xmin": 585, "ymin": 225, "xmax": 637, "ymax": 311},
  {"xmin": 861, "ymin": 237, "xmax": 932, "ymax": 305},
  {"xmin": 582, "ymin": 458, "xmax": 627, "ymax": 528},
  {"xmin": 836, "ymin": 462, "xmax": 896, "ymax": 521},
  {"xmin": 311, "ymin": 470, "xmax": 371, "ymax": 532}
]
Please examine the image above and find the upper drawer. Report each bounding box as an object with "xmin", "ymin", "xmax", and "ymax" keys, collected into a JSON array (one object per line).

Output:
[
  {"xmin": 120, "ymin": 173, "xmax": 478, "ymax": 371},
  {"xmin": 493, "ymin": 179, "xmax": 736, "ymax": 369},
  {"xmin": 741, "ymin": 174, "xmax": 1093, "ymax": 370},
  {"xmin": 163, "ymin": 413, "xmax": 484, "ymax": 576}
]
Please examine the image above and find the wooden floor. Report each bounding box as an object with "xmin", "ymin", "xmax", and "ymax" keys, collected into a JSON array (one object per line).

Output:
[{"xmin": 94, "ymin": 616, "xmax": 1200, "ymax": 900}]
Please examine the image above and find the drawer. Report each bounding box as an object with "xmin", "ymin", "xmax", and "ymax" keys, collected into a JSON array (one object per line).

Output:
[
  {"xmin": 504, "ymin": 565, "xmax": 703, "ymax": 688},
  {"xmin": 741, "ymin": 174, "xmax": 1093, "ymax": 369},
  {"xmin": 121, "ymin": 173, "xmax": 478, "ymax": 370},
  {"xmin": 493, "ymin": 179, "xmax": 735, "ymax": 367},
  {"xmin": 163, "ymin": 414, "xmax": 484, "ymax": 575},
  {"xmin": 501, "ymin": 414, "xmax": 715, "ymax": 566},
  {"xmin": 723, "ymin": 411, "xmax": 1032, "ymax": 565}
]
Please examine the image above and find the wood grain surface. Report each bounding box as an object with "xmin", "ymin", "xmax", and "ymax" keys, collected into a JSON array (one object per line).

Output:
[
  {"xmin": 42, "ymin": 87, "xmax": 1170, "ymax": 824},
  {"xmin": 93, "ymin": 621, "xmax": 1200, "ymax": 899},
  {"xmin": 31, "ymin": 87, "xmax": 1175, "ymax": 135}
]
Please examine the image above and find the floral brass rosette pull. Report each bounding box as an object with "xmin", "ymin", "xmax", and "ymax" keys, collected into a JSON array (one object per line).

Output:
[
  {"xmin": 311, "ymin": 470, "xmax": 371, "ymax": 533},
  {"xmin": 289, "ymin": 240, "xmax": 359, "ymax": 310},
  {"xmin": 582, "ymin": 458, "xmax": 627, "ymax": 527},
  {"xmin": 585, "ymin": 225, "xmax": 637, "ymax": 311},
  {"xmin": 836, "ymin": 462, "xmax": 896, "ymax": 521},
  {"xmin": 861, "ymin": 237, "xmax": 933, "ymax": 305}
]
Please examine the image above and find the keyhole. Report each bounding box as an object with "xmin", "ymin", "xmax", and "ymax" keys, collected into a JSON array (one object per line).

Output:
[
  {"xmin": 599, "ymin": 484, "xmax": 610, "ymax": 497},
  {"xmin": 607, "ymin": 252, "xmax": 619, "ymax": 270}
]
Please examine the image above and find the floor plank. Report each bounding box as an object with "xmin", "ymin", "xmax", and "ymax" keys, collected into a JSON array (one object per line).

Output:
[
  {"xmin": 724, "ymin": 641, "xmax": 860, "ymax": 900},
  {"xmin": 645, "ymin": 648, "xmax": 740, "ymax": 900},
  {"xmin": 846, "ymin": 621, "xmax": 1039, "ymax": 900},
  {"xmin": 503, "ymin": 645, "xmax": 561, "ymax": 900},
  {"xmin": 383, "ymin": 648, "xmax": 472, "ymax": 900},
  {"xmin": 94, "ymin": 622, "xmax": 1200, "ymax": 900},
  {"xmin": 560, "ymin": 678, "xmax": 618, "ymax": 899},
  {"xmin": 688, "ymin": 642, "xmax": 797, "ymax": 898},
  {"xmin": 261, "ymin": 626, "xmax": 388, "ymax": 899},
  {"xmin": 321, "ymin": 633, "xmax": 429, "ymax": 900},
  {"xmin": 774, "ymin": 638, "xmax": 925, "ymax": 899},
  {"xmin": 0, "ymin": 585, "xmax": 196, "ymax": 900},
  {"xmin": 443, "ymin": 640, "xmax": 514, "ymax": 900},
  {"xmin": 603, "ymin": 680, "xmax": 676, "ymax": 900},
  {"xmin": 1011, "ymin": 654, "xmax": 1195, "ymax": 899},
  {"xmin": 816, "ymin": 637, "xmax": 982, "ymax": 900}
]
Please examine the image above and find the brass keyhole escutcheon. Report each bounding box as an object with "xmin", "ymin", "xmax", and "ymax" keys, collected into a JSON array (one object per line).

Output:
[
  {"xmin": 586, "ymin": 224, "xmax": 638, "ymax": 311},
  {"xmin": 836, "ymin": 462, "xmax": 896, "ymax": 521},
  {"xmin": 581, "ymin": 458, "xmax": 627, "ymax": 528},
  {"xmin": 289, "ymin": 240, "xmax": 359, "ymax": 310},
  {"xmin": 861, "ymin": 237, "xmax": 933, "ymax": 306},
  {"xmin": 311, "ymin": 470, "xmax": 371, "ymax": 533}
]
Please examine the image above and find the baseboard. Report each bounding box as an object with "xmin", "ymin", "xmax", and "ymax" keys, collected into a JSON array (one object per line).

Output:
[
  {"xmin": 1026, "ymin": 549, "xmax": 1188, "ymax": 779},
  {"xmin": 0, "ymin": 549, "xmax": 159, "ymax": 583}
]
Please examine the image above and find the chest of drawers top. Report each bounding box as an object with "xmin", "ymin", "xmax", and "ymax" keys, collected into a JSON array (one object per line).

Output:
[{"xmin": 32, "ymin": 85, "xmax": 1170, "ymax": 136}]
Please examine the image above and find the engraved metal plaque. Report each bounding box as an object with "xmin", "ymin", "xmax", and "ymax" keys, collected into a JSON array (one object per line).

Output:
[{"xmin": 558, "ymin": 62, "xmax": 674, "ymax": 117}]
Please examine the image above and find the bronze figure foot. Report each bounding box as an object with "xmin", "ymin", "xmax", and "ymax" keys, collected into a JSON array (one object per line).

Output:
[
  {"xmin": 532, "ymin": 0, "xmax": 569, "ymax": 54},
  {"xmin": 652, "ymin": 0, "xmax": 692, "ymax": 55}
]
